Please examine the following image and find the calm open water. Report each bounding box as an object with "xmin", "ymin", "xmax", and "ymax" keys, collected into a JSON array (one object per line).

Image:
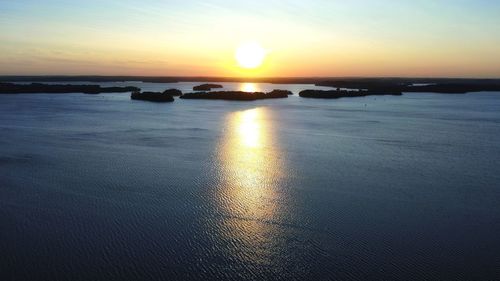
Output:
[{"xmin": 1, "ymin": 82, "xmax": 500, "ymax": 280}]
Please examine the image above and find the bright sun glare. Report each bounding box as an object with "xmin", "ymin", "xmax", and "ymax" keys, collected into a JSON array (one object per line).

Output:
[{"xmin": 235, "ymin": 42, "xmax": 266, "ymax": 69}]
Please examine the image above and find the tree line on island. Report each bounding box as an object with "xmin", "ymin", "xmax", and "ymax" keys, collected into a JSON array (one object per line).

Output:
[
  {"xmin": 131, "ymin": 85, "xmax": 293, "ymax": 102},
  {"xmin": 0, "ymin": 82, "xmax": 140, "ymax": 94}
]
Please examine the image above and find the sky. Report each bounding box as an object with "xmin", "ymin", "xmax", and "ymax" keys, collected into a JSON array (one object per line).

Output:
[{"xmin": 1, "ymin": 0, "xmax": 500, "ymax": 77}]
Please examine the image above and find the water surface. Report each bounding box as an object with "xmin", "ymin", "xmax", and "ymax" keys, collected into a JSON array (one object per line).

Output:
[{"xmin": 1, "ymin": 83, "xmax": 499, "ymax": 280}]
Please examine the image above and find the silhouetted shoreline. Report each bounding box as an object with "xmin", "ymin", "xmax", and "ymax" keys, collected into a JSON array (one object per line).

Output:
[
  {"xmin": 2, "ymin": 79, "xmax": 500, "ymax": 98},
  {"xmin": 315, "ymin": 80, "xmax": 500, "ymax": 94},
  {"xmin": 299, "ymin": 89, "xmax": 402, "ymax": 99},
  {"xmin": 193, "ymin": 84, "xmax": 223, "ymax": 91},
  {"xmin": 131, "ymin": 91, "xmax": 175, "ymax": 102},
  {"xmin": 180, "ymin": 90, "xmax": 290, "ymax": 101},
  {"xmin": 1, "ymin": 76, "xmax": 500, "ymax": 94},
  {"xmin": 0, "ymin": 82, "xmax": 139, "ymax": 94}
]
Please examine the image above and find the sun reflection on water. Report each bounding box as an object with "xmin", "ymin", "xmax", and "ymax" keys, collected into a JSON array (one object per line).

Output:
[
  {"xmin": 240, "ymin": 82, "xmax": 259, "ymax": 93},
  {"xmin": 213, "ymin": 107, "xmax": 286, "ymax": 264},
  {"xmin": 220, "ymin": 108, "xmax": 282, "ymax": 198},
  {"xmin": 238, "ymin": 109, "xmax": 261, "ymax": 148}
]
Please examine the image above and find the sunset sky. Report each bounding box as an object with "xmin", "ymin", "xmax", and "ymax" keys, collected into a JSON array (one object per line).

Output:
[{"xmin": 1, "ymin": 0, "xmax": 499, "ymax": 77}]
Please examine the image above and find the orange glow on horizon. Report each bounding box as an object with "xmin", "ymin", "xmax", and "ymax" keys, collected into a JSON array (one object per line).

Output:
[{"xmin": 1, "ymin": 1, "xmax": 500, "ymax": 78}]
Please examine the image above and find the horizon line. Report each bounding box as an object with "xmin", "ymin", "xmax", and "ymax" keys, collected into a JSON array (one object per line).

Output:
[{"xmin": 1, "ymin": 75, "xmax": 500, "ymax": 80}]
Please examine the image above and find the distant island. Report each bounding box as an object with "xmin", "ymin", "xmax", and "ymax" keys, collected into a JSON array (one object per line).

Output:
[
  {"xmin": 180, "ymin": 90, "xmax": 291, "ymax": 101},
  {"xmin": 2, "ymin": 77, "xmax": 500, "ymax": 102},
  {"xmin": 299, "ymin": 89, "xmax": 402, "ymax": 99},
  {"xmin": 0, "ymin": 82, "xmax": 139, "ymax": 94},
  {"xmin": 164, "ymin": 89, "xmax": 183, "ymax": 96},
  {"xmin": 131, "ymin": 91, "xmax": 175, "ymax": 102},
  {"xmin": 193, "ymin": 84, "xmax": 223, "ymax": 91},
  {"xmin": 315, "ymin": 80, "xmax": 500, "ymax": 94}
]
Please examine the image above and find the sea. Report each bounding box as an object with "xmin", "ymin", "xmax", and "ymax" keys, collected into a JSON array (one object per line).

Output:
[{"xmin": 1, "ymin": 82, "xmax": 499, "ymax": 280}]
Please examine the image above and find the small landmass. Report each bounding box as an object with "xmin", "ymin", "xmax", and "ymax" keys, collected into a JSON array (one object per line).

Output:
[
  {"xmin": 180, "ymin": 90, "xmax": 289, "ymax": 101},
  {"xmin": 131, "ymin": 91, "xmax": 175, "ymax": 102},
  {"xmin": 315, "ymin": 80, "xmax": 500, "ymax": 94},
  {"xmin": 193, "ymin": 84, "xmax": 223, "ymax": 91},
  {"xmin": 299, "ymin": 89, "xmax": 402, "ymax": 99},
  {"xmin": 163, "ymin": 89, "xmax": 182, "ymax": 96},
  {"xmin": 267, "ymin": 89, "xmax": 293, "ymax": 96},
  {"xmin": 0, "ymin": 82, "xmax": 140, "ymax": 94}
]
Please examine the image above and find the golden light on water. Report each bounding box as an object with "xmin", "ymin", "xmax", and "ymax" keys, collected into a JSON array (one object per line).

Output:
[
  {"xmin": 213, "ymin": 107, "xmax": 285, "ymax": 263},
  {"xmin": 238, "ymin": 109, "xmax": 261, "ymax": 148},
  {"xmin": 240, "ymin": 82, "xmax": 259, "ymax": 93},
  {"xmin": 219, "ymin": 107, "xmax": 282, "ymax": 193}
]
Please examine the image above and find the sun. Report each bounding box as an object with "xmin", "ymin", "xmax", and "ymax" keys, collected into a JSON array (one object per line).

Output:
[{"xmin": 235, "ymin": 42, "xmax": 266, "ymax": 69}]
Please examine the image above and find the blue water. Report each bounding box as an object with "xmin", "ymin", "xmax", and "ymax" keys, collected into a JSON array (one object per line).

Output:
[{"xmin": 1, "ymin": 82, "xmax": 500, "ymax": 280}]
